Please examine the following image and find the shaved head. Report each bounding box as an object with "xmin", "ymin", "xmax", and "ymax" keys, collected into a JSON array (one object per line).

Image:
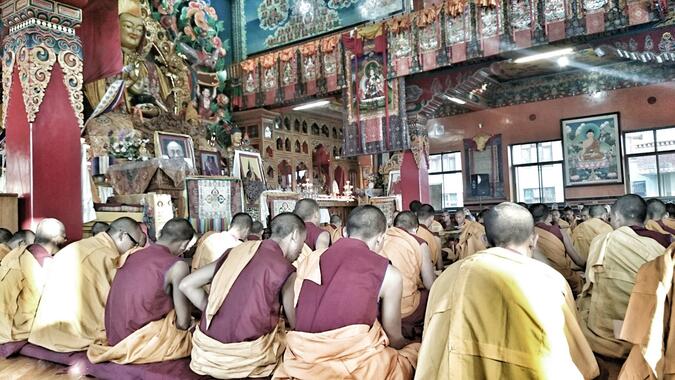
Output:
[
  {"xmin": 417, "ymin": 204, "xmax": 435, "ymax": 220},
  {"xmin": 109, "ymin": 217, "xmax": 143, "ymax": 254},
  {"xmin": 667, "ymin": 203, "xmax": 675, "ymax": 218},
  {"xmin": 485, "ymin": 203, "xmax": 534, "ymax": 247},
  {"xmin": 646, "ymin": 198, "xmax": 667, "ymax": 220},
  {"xmin": 110, "ymin": 217, "xmax": 141, "ymax": 234},
  {"xmin": 250, "ymin": 221, "xmax": 264, "ymax": 234},
  {"xmin": 91, "ymin": 221, "xmax": 109, "ymax": 236},
  {"xmin": 35, "ymin": 218, "xmax": 66, "ymax": 246},
  {"xmin": 230, "ymin": 213, "xmax": 253, "ymax": 230},
  {"xmin": 394, "ymin": 211, "xmax": 419, "ymax": 232},
  {"xmin": 347, "ymin": 205, "xmax": 387, "ymax": 240},
  {"xmin": 0, "ymin": 228, "xmax": 12, "ymax": 244},
  {"xmin": 294, "ymin": 199, "xmax": 320, "ymax": 222},
  {"xmin": 529, "ymin": 203, "xmax": 550, "ymax": 224},
  {"xmin": 409, "ymin": 200, "xmax": 422, "ymax": 212},
  {"xmin": 159, "ymin": 218, "xmax": 195, "ymax": 243},
  {"xmin": 611, "ymin": 194, "xmax": 647, "ymax": 228},
  {"xmin": 270, "ymin": 212, "xmax": 306, "ymax": 239},
  {"xmin": 589, "ymin": 204, "xmax": 608, "ymax": 218},
  {"xmin": 8, "ymin": 230, "xmax": 35, "ymax": 249},
  {"xmin": 330, "ymin": 215, "xmax": 342, "ymax": 226}
]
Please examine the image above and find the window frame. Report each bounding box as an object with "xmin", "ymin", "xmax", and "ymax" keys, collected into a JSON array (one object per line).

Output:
[
  {"xmin": 510, "ymin": 139, "xmax": 565, "ymax": 204},
  {"xmin": 429, "ymin": 151, "xmax": 464, "ymax": 208},
  {"xmin": 623, "ymin": 126, "xmax": 675, "ymax": 197}
]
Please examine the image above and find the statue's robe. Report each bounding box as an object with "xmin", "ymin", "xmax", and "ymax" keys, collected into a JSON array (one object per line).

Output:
[
  {"xmin": 87, "ymin": 244, "xmax": 191, "ymax": 364},
  {"xmin": 0, "ymin": 243, "xmax": 11, "ymax": 261},
  {"xmin": 577, "ymin": 226, "xmax": 666, "ymax": 361},
  {"xmin": 645, "ymin": 219, "xmax": 675, "ymax": 239},
  {"xmin": 535, "ymin": 223, "xmax": 584, "ymax": 296},
  {"xmin": 190, "ymin": 240, "xmax": 294, "ymax": 379},
  {"xmin": 572, "ymin": 218, "xmax": 613, "ymax": 261},
  {"xmin": 417, "ymin": 225, "xmax": 442, "ymax": 267},
  {"xmin": 0, "ymin": 245, "xmax": 52, "ymax": 344},
  {"xmin": 28, "ymin": 233, "xmax": 120, "ymax": 352},
  {"xmin": 274, "ymin": 238, "xmax": 419, "ymax": 379},
  {"xmin": 415, "ymin": 247, "xmax": 599, "ymax": 380},
  {"xmin": 455, "ymin": 221, "xmax": 487, "ymax": 261},
  {"xmin": 304, "ymin": 222, "xmax": 325, "ymax": 250},
  {"xmin": 191, "ymin": 230, "xmax": 241, "ymax": 271}
]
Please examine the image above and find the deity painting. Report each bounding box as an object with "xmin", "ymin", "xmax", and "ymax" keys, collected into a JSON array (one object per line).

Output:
[
  {"xmin": 392, "ymin": 32, "xmax": 412, "ymax": 58},
  {"xmin": 360, "ymin": 62, "xmax": 385, "ymax": 101},
  {"xmin": 419, "ymin": 24, "xmax": 439, "ymax": 52},
  {"xmin": 155, "ymin": 132, "xmax": 195, "ymax": 169},
  {"xmin": 561, "ymin": 113, "xmax": 622, "ymax": 186},
  {"xmin": 544, "ymin": 0, "xmax": 566, "ymax": 22},
  {"xmin": 510, "ymin": 0, "xmax": 532, "ymax": 30},
  {"xmin": 445, "ymin": 14, "xmax": 467, "ymax": 45},
  {"xmin": 480, "ymin": 7, "xmax": 500, "ymax": 37},
  {"xmin": 199, "ymin": 151, "xmax": 223, "ymax": 176}
]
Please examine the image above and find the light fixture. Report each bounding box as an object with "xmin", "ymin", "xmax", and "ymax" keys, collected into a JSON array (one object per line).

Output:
[
  {"xmin": 514, "ymin": 47, "xmax": 574, "ymax": 64},
  {"xmin": 443, "ymin": 94, "xmax": 466, "ymax": 105},
  {"xmin": 293, "ymin": 100, "xmax": 330, "ymax": 111},
  {"xmin": 557, "ymin": 55, "xmax": 570, "ymax": 67}
]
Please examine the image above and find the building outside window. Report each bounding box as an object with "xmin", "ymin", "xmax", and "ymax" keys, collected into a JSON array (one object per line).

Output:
[
  {"xmin": 429, "ymin": 152, "xmax": 463, "ymax": 209},
  {"xmin": 624, "ymin": 127, "xmax": 675, "ymax": 197},
  {"xmin": 510, "ymin": 140, "xmax": 565, "ymax": 204}
]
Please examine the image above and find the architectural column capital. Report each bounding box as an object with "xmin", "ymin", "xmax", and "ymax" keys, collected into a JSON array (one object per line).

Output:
[{"xmin": 1, "ymin": 0, "xmax": 85, "ymax": 33}]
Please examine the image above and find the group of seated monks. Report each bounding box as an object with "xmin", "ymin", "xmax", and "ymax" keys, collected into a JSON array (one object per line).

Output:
[{"xmin": 1, "ymin": 194, "xmax": 675, "ymax": 379}]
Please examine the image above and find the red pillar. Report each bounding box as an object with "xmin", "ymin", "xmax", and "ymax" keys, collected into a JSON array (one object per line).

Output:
[
  {"xmin": 401, "ymin": 150, "xmax": 429, "ymax": 210},
  {"xmin": 2, "ymin": 0, "xmax": 87, "ymax": 240}
]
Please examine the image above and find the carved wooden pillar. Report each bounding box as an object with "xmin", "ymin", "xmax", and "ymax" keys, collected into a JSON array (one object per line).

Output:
[{"xmin": 2, "ymin": 0, "xmax": 87, "ymax": 239}]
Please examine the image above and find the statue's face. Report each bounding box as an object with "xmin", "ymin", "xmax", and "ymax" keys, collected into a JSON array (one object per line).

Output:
[
  {"xmin": 120, "ymin": 13, "xmax": 145, "ymax": 51},
  {"xmin": 232, "ymin": 132, "xmax": 242, "ymax": 145}
]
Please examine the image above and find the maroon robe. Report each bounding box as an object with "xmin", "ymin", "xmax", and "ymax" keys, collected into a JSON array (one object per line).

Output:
[
  {"xmin": 200, "ymin": 239, "xmax": 294, "ymax": 343},
  {"xmin": 657, "ymin": 220, "xmax": 675, "ymax": 235},
  {"xmin": 304, "ymin": 222, "xmax": 325, "ymax": 250},
  {"xmin": 104, "ymin": 244, "xmax": 180, "ymax": 345},
  {"xmin": 295, "ymin": 238, "xmax": 389, "ymax": 333},
  {"xmin": 246, "ymin": 234, "xmax": 261, "ymax": 241},
  {"xmin": 630, "ymin": 225, "xmax": 671, "ymax": 248},
  {"xmin": 536, "ymin": 222, "xmax": 565, "ymax": 242},
  {"xmin": 27, "ymin": 244, "xmax": 51, "ymax": 267},
  {"xmin": 404, "ymin": 230, "xmax": 428, "ymax": 246}
]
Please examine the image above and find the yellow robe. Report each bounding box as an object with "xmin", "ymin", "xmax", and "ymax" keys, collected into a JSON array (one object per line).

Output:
[
  {"xmin": 645, "ymin": 219, "xmax": 675, "ymax": 238},
  {"xmin": 455, "ymin": 221, "xmax": 487, "ymax": 261},
  {"xmin": 380, "ymin": 227, "xmax": 424, "ymax": 317},
  {"xmin": 191, "ymin": 230, "xmax": 241, "ymax": 271},
  {"xmin": 0, "ymin": 246, "xmax": 51, "ymax": 343},
  {"xmin": 663, "ymin": 218, "xmax": 675, "ymax": 231},
  {"xmin": 572, "ymin": 218, "xmax": 613, "ymax": 261},
  {"xmin": 535, "ymin": 226, "xmax": 584, "ymax": 296},
  {"xmin": 417, "ymin": 226, "xmax": 441, "ymax": 267},
  {"xmin": 0, "ymin": 243, "xmax": 11, "ymax": 261},
  {"xmin": 577, "ymin": 226, "xmax": 666, "ymax": 359},
  {"xmin": 28, "ymin": 233, "xmax": 120, "ymax": 352},
  {"xmin": 415, "ymin": 247, "xmax": 599, "ymax": 380},
  {"xmin": 330, "ymin": 226, "xmax": 344, "ymax": 244},
  {"xmin": 430, "ymin": 220, "xmax": 444, "ymax": 235}
]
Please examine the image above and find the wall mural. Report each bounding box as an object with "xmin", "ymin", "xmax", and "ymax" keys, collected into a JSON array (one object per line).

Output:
[{"xmin": 237, "ymin": 0, "xmax": 404, "ymax": 56}]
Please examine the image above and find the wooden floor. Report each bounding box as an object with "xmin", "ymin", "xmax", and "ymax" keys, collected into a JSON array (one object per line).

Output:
[{"xmin": 0, "ymin": 356, "xmax": 88, "ymax": 379}]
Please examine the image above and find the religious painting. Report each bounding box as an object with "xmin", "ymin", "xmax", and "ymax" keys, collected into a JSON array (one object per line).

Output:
[
  {"xmin": 186, "ymin": 177, "xmax": 244, "ymax": 233},
  {"xmin": 561, "ymin": 113, "xmax": 622, "ymax": 186},
  {"xmin": 387, "ymin": 170, "xmax": 401, "ymax": 195},
  {"xmin": 154, "ymin": 132, "xmax": 195, "ymax": 170},
  {"xmin": 198, "ymin": 151, "xmax": 223, "ymax": 176},
  {"xmin": 234, "ymin": 151, "xmax": 266, "ymax": 185},
  {"xmin": 238, "ymin": 0, "xmax": 404, "ymax": 56}
]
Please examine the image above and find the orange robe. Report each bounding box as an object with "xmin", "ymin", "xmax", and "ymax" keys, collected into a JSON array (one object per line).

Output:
[
  {"xmin": 417, "ymin": 226, "xmax": 441, "ymax": 267},
  {"xmin": 572, "ymin": 218, "xmax": 613, "ymax": 261},
  {"xmin": 380, "ymin": 227, "xmax": 424, "ymax": 317},
  {"xmin": 455, "ymin": 221, "xmax": 486, "ymax": 261},
  {"xmin": 191, "ymin": 230, "xmax": 241, "ymax": 271},
  {"xmin": 535, "ymin": 225, "xmax": 584, "ymax": 296},
  {"xmin": 645, "ymin": 219, "xmax": 675, "ymax": 238}
]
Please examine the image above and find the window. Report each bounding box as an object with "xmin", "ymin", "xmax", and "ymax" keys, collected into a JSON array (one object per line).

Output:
[
  {"xmin": 429, "ymin": 152, "xmax": 463, "ymax": 209},
  {"xmin": 510, "ymin": 141, "xmax": 564, "ymax": 204},
  {"xmin": 624, "ymin": 127, "xmax": 675, "ymax": 197}
]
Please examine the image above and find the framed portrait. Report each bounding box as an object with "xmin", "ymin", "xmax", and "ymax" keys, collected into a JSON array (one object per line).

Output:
[
  {"xmin": 198, "ymin": 151, "xmax": 223, "ymax": 176},
  {"xmin": 232, "ymin": 150, "xmax": 266, "ymax": 186},
  {"xmin": 154, "ymin": 132, "xmax": 195, "ymax": 169},
  {"xmin": 561, "ymin": 113, "xmax": 622, "ymax": 186},
  {"xmin": 387, "ymin": 170, "xmax": 401, "ymax": 196}
]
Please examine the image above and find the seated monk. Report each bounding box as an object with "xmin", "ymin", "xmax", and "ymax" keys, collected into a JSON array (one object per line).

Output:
[
  {"xmin": 416, "ymin": 203, "xmax": 598, "ymax": 379},
  {"xmin": 191, "ymin": 212, "xmax": 251, "ymax": 271},
  {"xmin": 87, "ymin": 218, "xmax": 196, "ymax": 364},
  {"xmin": 28, "ymin": 217, "xmax": 144, "ymax": 352},
  {"xmin": 665, "ymin": 202, "xmax": 675, "ymax": 230},
  {"xmin": 564, "ymin": 206, "xmax": 579, "ymax": 232},
  {"xmin": 294, "ymin": 198, "xmax": 330, "ymax": 250},
  {"xmin": 0, "ymin": 219, "xmax": 66, "ymax": 344},
  {"xmin": 275, "ymin": 206, "xmax": 419, "ymax": 379},
  {"xmin": 552, "ymin": 209, "xmax": 572, "ymax": 236},
  {"xmin": 577, "ymin": 194, "xmax": 667, "ymax": 377},
  {"xmin": 416, "ymin": 204, "xmax": 444, "ymax": 270},
  {"xmin": 580, "ymin": 205, "xmax": 591, "ymax": 223},
  {"xmin": 381, "ymin": 211, "xmax": 436, "ymax": 339},
  {"xmin": 246, "ymin": 221, "xmax": 264, "ymax": 241},
  {"xmin": 0, "ymin": 230, "xmax": 36, "ymax": 261},
  {"xmin": 327, "ymin": 215, "xmax": 344, "ymax": 244},
  {"xmin": 454, "ymin": 208, "xmax": 487, "ymax": 261},
  {"xmin": 180, "ymin": 213, "xmax": 305, "ymax": 379},
  {"xmin": 530, "ymin": 203, "xmax": 586, "ymax": 296},
  {"xmin": 644, "ymin": 198, "xmax": 675, "ymax": 238},
  {"xmin": 572, "ymin": 205, "xmax": 613, "ymax": 260}
]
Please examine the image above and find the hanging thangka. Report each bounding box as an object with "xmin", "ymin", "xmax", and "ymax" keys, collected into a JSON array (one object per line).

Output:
[
  {"xmin": 510, "ymin": 0, "xmax": 533, "ymax": 48},
  {"xmin": 544, "ymin": 0, "xmax": 566, "ymax": 41},
  {"xmin": 415, "ymin": 5, "xmax": 445, "ymax": 72},
  {"xmin": 260, "ymin": 53, "xmax": 279, "ymax": 105},
  {"xmin": 321, "ymin": 35, "xmax": 343, "ymax": 93},
  {"xmin": 300, "ymin": 40, "xmax": 319, "ymax": 97},
  {"xmin": 444, "ymin": 0, "xmax": 470, "ymax": 63},
  {"xmin": 478, "ymin": 3, "xmax": 501, "ymax": 57},
  {"xmin": 387, "ymin": 15, "xmax": 414, "ymax": 78},
  {"xmin": 241, "ymin": 58, "xmax": 260, "ymax": 109},
  {"xmin": 343, "ymin": 24, "xmax": 409, "ymax": 157},
  {"xmin": 279, "ymin": 47, "xmax": 298, "ymax": 101}
]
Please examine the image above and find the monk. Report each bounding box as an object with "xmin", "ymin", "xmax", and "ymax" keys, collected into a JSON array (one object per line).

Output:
[
  {"xmin": 644, "ymin": 198, "xmax": 675, "ymax": 238},
  {"xmin": 416, "ymin": 204, "xmax": 444, "ymax": 270},
  {"xmin": 1, "ymin": 230, "xmax": 36, "ymax": 261},
  {"xmin": 275, "ymin": 205, "xmax": 419, "ymax": 379},
  {"xmin": 91, "ymin": 221, "xmax": 110, "ymax": 236},
  {"xmin": 87, "ymin": 218, "xmax": 196, "ymax": 364},
  {"xmin": 454, "ymin": 208, "xmax": 487, "ymax": 262},
  {"xmin": 531, "ymin": 203, "xmax": 586, "ymax": 296},
  {"xmin": 409, "ymin": 200, "xmax": 422, "ymax": 213},
  {"xmin": 0, "ymin": 219, "xmax": 66, "ymax": 344},
  {"xmin": 381, "ymin": 211, "xmax": 436, "ymax": 339},
  {"xmin": 580, "ymin": 206, "xmax": 591, "ymax": 223},
  {"xmin": 326, "ymin": 215, "xmax": 344, "ymax": 244},
  {"xmin": 572, "ymin": 205, "xmax": 613, "ymax": 260},
  {"xmin": 191, "ymin": 212, "xmax": 251, "ymax": 271},
  {"xmin": 564, "ymin": 206, "xmax": 579, "ymax": 232},
  {"xmin": 180, "ymin": 213, "xmax": 305, "ymax": 379},
  {"xmin": 28, "ymin": 217, "xmax": 144, "ymax": 353},
  {"xmin": 577, "ymin": 194, "xmax": 667, "ymax": 377},
  {"xmin": 247, "ymin": 221, "xmax": 264, "ymax": 241},
  {"xmin": 416, "ymin": 203, "xmax": 599, "ymax": 379},
  {"xmin": 665, "ymin": 202, "xmax": 675, "ymax": 230},
  {"xmin": 293, "ymin": 198, "xmax": 330, "ymax": 251}
]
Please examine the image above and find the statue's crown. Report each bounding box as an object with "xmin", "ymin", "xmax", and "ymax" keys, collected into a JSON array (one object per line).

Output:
[{"xmin": 119, "ymin": 0, "xmax": 143, "ymax": 17}]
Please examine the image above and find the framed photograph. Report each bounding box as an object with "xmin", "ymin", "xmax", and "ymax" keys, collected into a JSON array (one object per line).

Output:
[
  {"xmin": 232, "ymin": 150, "xmax": 266, "ymax": 186},
  {"xmin": 561, "ymin": 113, "xmax": 622, "ymax": 187},
  {"xmin": 387, "ymin": 170, "xmax": 401, "ymax": 195},
  {"xmin": 198, "ymin": 151, "xmax": 223, "ymax": 176},
  {"xmin": 154, "ymin": 131, "xmax": 195, "ymax": 169}
]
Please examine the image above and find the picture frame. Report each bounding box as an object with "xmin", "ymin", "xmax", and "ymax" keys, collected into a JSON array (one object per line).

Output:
[
  {"xmin": 198, "ymin": 151, "xmax": 223, "ymax": 176},
  {"xmin": 232, "ymin": 150, "xmax": 266, "ymax": 186},
  {"xmin": 154, "ymin": 131, "xmax": 196, "ymax": 170},
  {"xmin": 561, "ymin": 113, "xmax": 622, "ymax": 187},
  {"xmin": 387, "ymin": 170, "xmax": 401, "ymax": 196}
]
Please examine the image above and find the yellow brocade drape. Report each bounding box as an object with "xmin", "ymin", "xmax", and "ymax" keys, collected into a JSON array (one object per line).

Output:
[
  {"xmin": 380, "ymin": 227, "xmax": 423, "ymax": 317},
  {"xmin": 535, "ymin": 226, "xmax": 584, "ymax": 296},
  {"xmin": 572, "ymin": 218, "xmax": 613, "ymax": 261},
  {"xmin": 455, "ymin": 221, "xmax": 486, "ymax": 261}
]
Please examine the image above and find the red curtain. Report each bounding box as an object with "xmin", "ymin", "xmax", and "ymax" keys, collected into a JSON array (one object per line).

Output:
[{"xmin": 77, "ymin": 0, "xmax": 123, "ymax": 83}]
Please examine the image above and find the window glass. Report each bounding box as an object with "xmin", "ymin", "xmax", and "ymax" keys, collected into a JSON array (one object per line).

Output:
[
  {"xmin": 515, "ymin": 165, "xmax": 541, "ymax": 203},
  {"xmin": 656, "ymin": 128, "xmax": 675, "ymax": 152},
  {"xmin": 625, "ymin": 131, "xmax": 655, "ymax": 155},
  {"xmin": 429, "ymin": 174, "xmax": 443, "ymax": 210},
  {"xmin": 540, "ymin": 163, "xmax": 565, "ymax": 203},
  {"xmin": 443, "ymin": 152, "xmax": 462, "ymax": 172},
  {"xmin": 628, "ymin": 156, "xmax": 659, "ymax": 197},
  {"xmin": 538, "ymin": 141, "xmax": 563, "ymax": 162},
  {"xmin": 429, "ymin": 154, "xmax": 443, "ymax": 173},
  {"xmin": 443, "ymin": 172, "xmax": 464, "ymax": 208},
  {"xmin": 658, "ymin": 153, "xmax": 675, "ymax": 197},
  {"xmin": 511, "ymin": 143, "xmax": 538, "ymax": 165}
]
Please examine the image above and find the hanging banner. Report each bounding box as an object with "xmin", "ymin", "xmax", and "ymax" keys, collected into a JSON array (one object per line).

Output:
[
  {"xmin": 415, "ymin": 6, "xmax": 445, "ymax": 72},
  {"xmin": 478, "ymin": 5, "xmax": 501, "ymax": 57},
  {"xmin": 300, "ymin": 41, "xmax": 320, "ymax": 97},
  {"xmin": 260, "ymin": 53, "xmax": 279, "ymax": 105},
  {"xmin": 444, "ymin": 1, "xmax": 470, "ymax": 63},
  {"xmin": 544, "ymin": 0, "xmax": 566, "ymax": 41},
  {"xmin": 240, "ymin": 58, "xmax": 259, "ymax": 109},
  {"xmin": 279, "ymin": 47, "xmax": 298, "ymax": 101},
  {"xmin": 387, "ymin": 15, "xmax": 414, "ymax": 78},
  {"xmin": 321, "ymin": 35, "xmax": 343, "ymax": 93},
  {"xmin": 510, "ymin": 0, "xmax": 533, "ymax": 48}
]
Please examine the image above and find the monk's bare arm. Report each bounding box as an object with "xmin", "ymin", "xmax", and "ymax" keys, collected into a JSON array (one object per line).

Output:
[
  {"xmin": 281, "ymin": 272, "xmax": 297, "ymax": 330},
  {"xmin": 379, "ymin": 265, "xmax": 410, "ymax": 350},
  {"xmin": 420, "ymin": 244, "xmax": 437, "ymax": 290},
  {"xmin": 166, "ymin": 261, "xmax": 191, "ymax": 330},
  {"xmin": 178, "ymin": 261, "xmax": 218, "ymax": 312},
  {"xmin": 316, "ymin": 231, "xmax": 331, "ymax": 251},
  {"xmin": 434, "ymin": 236, "xmax": 444, "ymax": 270},
  {"xmin": 561, "ymin": 230, "xmax": 586, "ymax": 267}
]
